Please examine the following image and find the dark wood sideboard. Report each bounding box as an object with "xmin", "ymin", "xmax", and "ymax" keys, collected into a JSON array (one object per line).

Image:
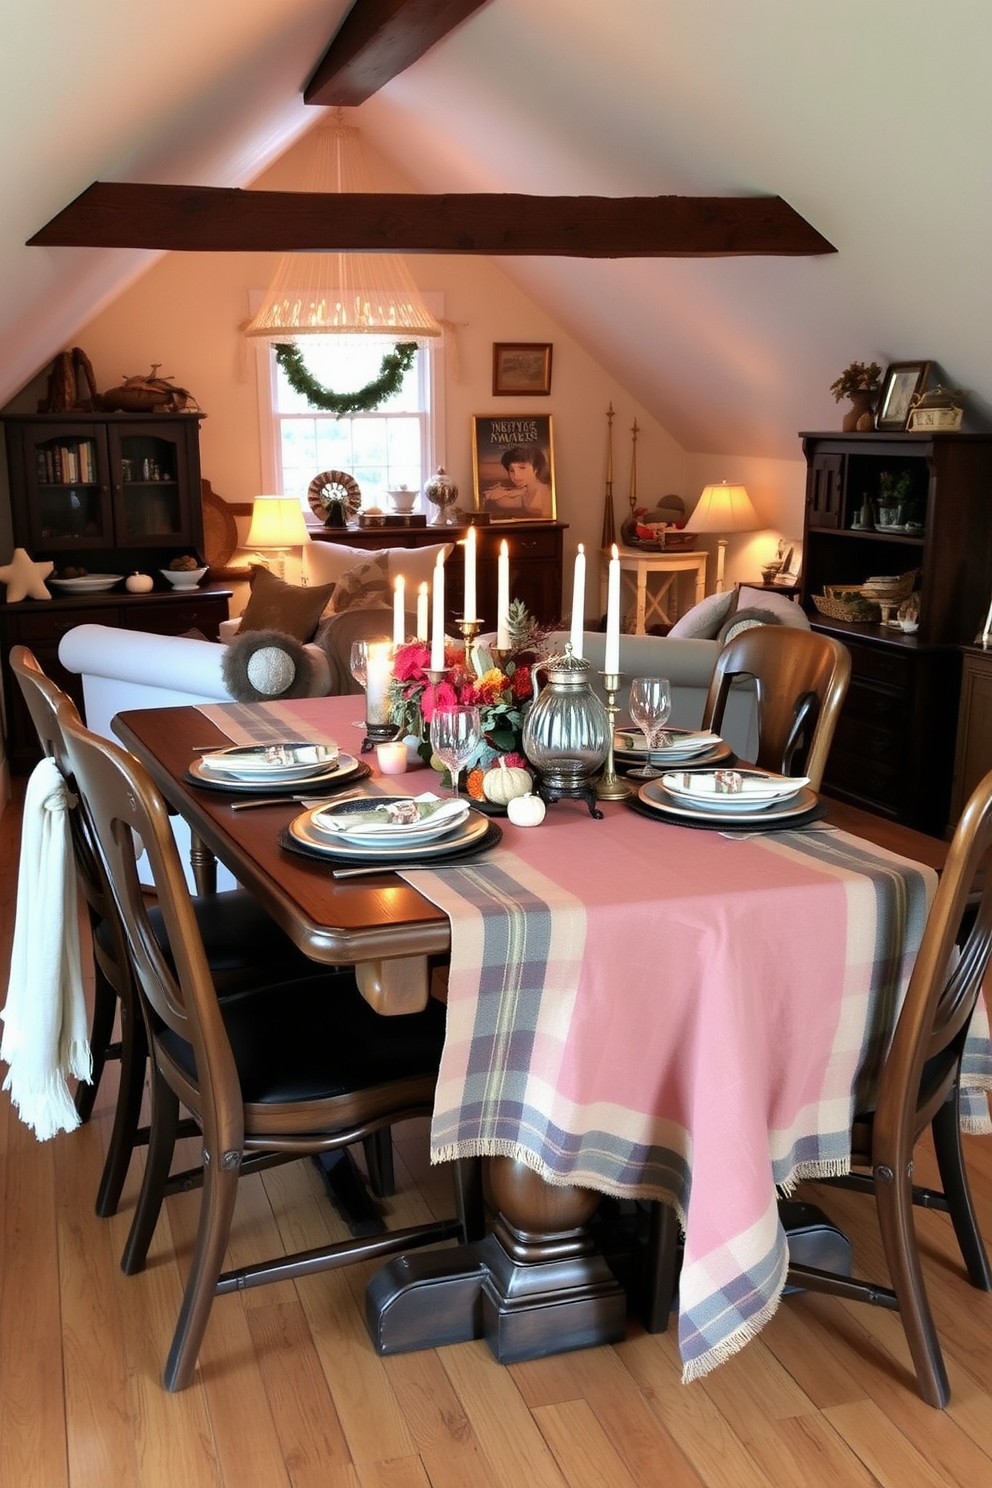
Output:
[
  {"xmin": 799, "ymin": 431, "xmax": 992, "ymax": 836},
  {"xmin": 950, "ymin": 645, "xmax": 992, "ymax": 823},
  {"xmin": 310, "ymin": 520, "xmax": 568, "ymax": 630},
  {"xmin": 0, "ymin": 586, "xmax": 231, "ymax": 773}
]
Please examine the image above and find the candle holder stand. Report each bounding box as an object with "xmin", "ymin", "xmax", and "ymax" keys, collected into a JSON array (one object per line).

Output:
[
  {"xmin": 488, "ymin": 645, "xmax": 511, "ymax": 671},
  {"xmin": 596, "ymin": 671, "xmax": 632, "ymax": 801},
  {"xmin": 455, "ymin": 617, "xmax": 484, "ymax": 671}
]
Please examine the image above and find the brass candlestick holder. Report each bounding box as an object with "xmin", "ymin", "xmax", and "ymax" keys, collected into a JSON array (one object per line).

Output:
[
  {"xmin": 454, "ymin": 617, "xmax": 484, "ymax": 670},
  {"xmin": 596, "ymin": 671, "xmax": 632, "ymax": 801},
  {"xmin": 488, "ymin": 645, "xmax": 511, "ymax": 671}
]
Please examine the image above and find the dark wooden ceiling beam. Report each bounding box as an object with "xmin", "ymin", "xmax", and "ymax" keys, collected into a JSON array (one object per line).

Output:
[
  {"xmin": 305, "ymin": 0, "xmax": 490, "ymax": 106},
  {"xmin": 28, "ymin": 182, "xmax": 836, "ymax": 256}
]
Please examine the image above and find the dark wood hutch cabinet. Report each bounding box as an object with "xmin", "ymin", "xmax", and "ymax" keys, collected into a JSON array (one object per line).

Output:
[
  {"xmin": 310, "ymin": 520, "xmax": 567, "ymax": 630},
  {"xmin": 799, "ymin": 431, "xmax": 992, "ymax": 835},
  {"xmin": 1, "ymin": 411, "xmax": 231, "ymax": 772}
]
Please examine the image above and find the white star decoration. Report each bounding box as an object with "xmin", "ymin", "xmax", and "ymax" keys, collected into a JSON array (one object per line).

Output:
[{"xmin": 0, "ymin": 547, "xmax": 54, "ymax": 602}]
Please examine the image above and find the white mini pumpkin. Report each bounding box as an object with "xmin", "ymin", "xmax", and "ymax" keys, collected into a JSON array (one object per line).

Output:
[
  {"xmin": 507, "ymin": 792, "xmax": 546, "ymax": 827},
  {"xmin": 482, "ymin": 758, "xmax": 532, "ymax": 806},
  {"xmin": 125, "ymin": 572, "xmax": 154, "ymax": 593}
]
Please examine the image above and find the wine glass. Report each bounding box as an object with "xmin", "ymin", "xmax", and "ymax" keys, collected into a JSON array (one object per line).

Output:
[
  {"xmin": 349, "ymin": 640, "xmax": 368, "ymax": 690},
  {"xmin": 430, "ymin": 705, "xmax": 482, "ymax": 799},
  {"xmin": 627, "ymin": 676, "xmax": 673, "ymax": 779}
]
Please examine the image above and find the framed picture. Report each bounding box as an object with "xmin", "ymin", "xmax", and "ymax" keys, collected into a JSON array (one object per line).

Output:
[
  {"xmin": 492, "ymin": 342, "xmax": 553, "ymax": 397},
  {"xmin": 472, "ymin": 414, "xmax": 556, "ymax": 521},
  {"xmin": 875, "ymin": 361, "xmax": 932, "ymax": 431}
]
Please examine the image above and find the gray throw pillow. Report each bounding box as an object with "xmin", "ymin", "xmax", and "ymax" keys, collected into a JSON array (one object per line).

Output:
[
  {"xmin": 221, "ymin": 628, "xmax": 318, "ymax": 702},
  {"xmin": 668, "ymin": 588, "xmax": 736, "ymax": 639}
]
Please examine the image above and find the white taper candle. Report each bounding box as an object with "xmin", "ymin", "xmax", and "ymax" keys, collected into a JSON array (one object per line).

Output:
[
  {"xmin": 393, "ymin": 575, "xmax": 405, "ymax": 647},
  {"xmin": 430, "ymin": 553, "xmax": 446, "ymax": 671},
  {"xmin": 605, "ymin": 543, "xmax": 621, "ymax": 674},
  {"xmin": 496, "ymin": 539, "xmax": 510, "ymax": 650},
  {"xmin": 463, "ymin": 525, "xmax": 477, "ymax": 621},
  {"xmin": 416, "ymin": 581, "xmax": 429, "ymax": 642},
  {"xmin": 569, "ymin": 543, "xmax": 586, "ymax": 658}
]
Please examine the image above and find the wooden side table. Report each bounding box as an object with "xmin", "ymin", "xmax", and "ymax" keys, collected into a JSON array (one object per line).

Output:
[{"xmin": 602, "ymin": 547, "xmax": 707, "ymax": 633}]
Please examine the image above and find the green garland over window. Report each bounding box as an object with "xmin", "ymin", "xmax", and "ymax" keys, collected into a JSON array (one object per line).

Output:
[{"xmin": 274, "ymin": 341, "xmax": 418, "ymax": 416}]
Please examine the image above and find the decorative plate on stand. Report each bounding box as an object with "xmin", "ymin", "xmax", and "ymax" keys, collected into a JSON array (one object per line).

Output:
[{"xmin": 307, "ymin": 471, "xmax": 362, "ymax": 526}]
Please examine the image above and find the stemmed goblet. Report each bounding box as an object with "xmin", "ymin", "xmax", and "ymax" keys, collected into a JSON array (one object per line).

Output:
[
  {"xmin": 429, "ymin": 705, "xmax": 482, "ymax": 799},
  {"xmin": 349, "ymin": 640, "xmax": 368, "ymax": 690},
  {"xmin": 627, "ymin": 676, "xmax": 673, "ymax": 779}
]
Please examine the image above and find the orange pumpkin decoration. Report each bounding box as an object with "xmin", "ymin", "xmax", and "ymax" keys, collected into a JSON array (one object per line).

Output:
[{"xmin": 466, "ymin": 768, "xmax": 486, "ymax": 800}]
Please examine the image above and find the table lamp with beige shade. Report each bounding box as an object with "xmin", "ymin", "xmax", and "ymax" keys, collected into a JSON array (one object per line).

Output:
[
  {"xmin": 245, "ymin": 496, "xmax": 311, "ymax": 580},
  {"xmin": 690, "ymin": 482, "xmax": 761, "ymax": 592}
]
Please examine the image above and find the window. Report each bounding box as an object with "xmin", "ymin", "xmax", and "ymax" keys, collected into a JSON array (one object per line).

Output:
[{"xmin": 256, "ymin": 309, "xmax": 444, "ymax": 515}]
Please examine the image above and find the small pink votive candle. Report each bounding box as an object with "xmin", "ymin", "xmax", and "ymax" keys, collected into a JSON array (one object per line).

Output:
[{"xmin": 375, "ymin": 741, "xmax": 408, "ymax": 775}]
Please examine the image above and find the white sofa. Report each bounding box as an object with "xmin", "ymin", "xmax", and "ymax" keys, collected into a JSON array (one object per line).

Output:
[
  {"xmin": 57, "ymin": 623, "xmax": 334, "ymax": 891},
  {"xmin": 57, "ymin": 620, "xmax": 759, "ymax": 763}
]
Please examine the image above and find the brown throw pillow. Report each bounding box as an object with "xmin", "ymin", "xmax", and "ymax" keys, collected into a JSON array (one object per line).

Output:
[
  {"xmin": 238, "ymin": 565, "xmax": 335, "ymax": 643},
  {"xmin": 331, "ymin": 553, "xmax": 392, "ymax": 614}
]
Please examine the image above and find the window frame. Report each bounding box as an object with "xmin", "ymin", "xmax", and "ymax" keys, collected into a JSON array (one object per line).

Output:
[{"xmin": 252, "ymin": 290, "xmax": 445, "ymax": 515}]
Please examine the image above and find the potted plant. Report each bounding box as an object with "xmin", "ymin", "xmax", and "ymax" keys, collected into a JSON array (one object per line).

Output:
[{"xmin": 830, "ymin": 360, "xmax": 883, "ymax": 431}]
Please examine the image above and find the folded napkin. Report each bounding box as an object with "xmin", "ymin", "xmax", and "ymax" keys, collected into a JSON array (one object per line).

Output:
[
  {"xmin": 617, "ymin": 729, "xmax": 720, "ymax": 754},
  {"xmin": 316, "ymin": 794, "xmax": 468, "ymax": 837},
  {"xmin": 201, "ymin": 741, "xmax": 338, "ymax": 775},
  {"xmin": 662, "ymin": 769, "xmax": 809, "ymax": 800}
]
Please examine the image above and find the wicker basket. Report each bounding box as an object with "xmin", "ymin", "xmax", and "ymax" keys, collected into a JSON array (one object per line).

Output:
[
  {"xmin": 859, "ymin": 569, "xmax": 918, "ymax": 604},
  {"xmin": 812, "ymin": 588, "xmax": 881, "ymax": 623}
]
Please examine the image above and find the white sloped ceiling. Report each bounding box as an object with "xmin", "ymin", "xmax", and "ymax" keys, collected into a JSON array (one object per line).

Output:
[{"xmin": 3, "ymin": 0, "xmax": 991, "ymax": 457}]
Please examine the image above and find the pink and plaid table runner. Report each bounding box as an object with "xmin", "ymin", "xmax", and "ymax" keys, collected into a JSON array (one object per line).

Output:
[
  {"xmin": 193, "ymin": 697, "xmax": 992, "ymax": 1379},
  {"xmin": 401, "ymin": 811, "xmax": 991, "ymax": 1381}
]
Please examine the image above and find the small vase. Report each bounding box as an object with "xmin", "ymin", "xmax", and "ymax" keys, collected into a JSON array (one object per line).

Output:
[{"xmin": 842, "ymin": 391, "xmax": 876, "ymax": 433}]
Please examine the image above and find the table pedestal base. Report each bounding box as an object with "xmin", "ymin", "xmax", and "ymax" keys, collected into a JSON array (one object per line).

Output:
[{"xmin": 366, "ymin": 1157, "xmax": 627, "ymax": 1361}]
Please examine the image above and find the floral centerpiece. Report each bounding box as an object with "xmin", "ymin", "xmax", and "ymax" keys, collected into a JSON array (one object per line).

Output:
[{"xmin": 388, "ymin": 600, "xmax": 541, "ymax": 797}]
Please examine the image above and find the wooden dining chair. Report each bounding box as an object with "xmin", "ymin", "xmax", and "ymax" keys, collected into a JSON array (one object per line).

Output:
[
  {"xmin": 784, "ymin": 764, "xmax": 992, "ymax": 1406},
  {"xmin": 59, "ymin": 706, "xmax": 462, "ymax": 1392},
  {"xmin": 9, "ymin": 646, "xmax": 330, "ymax": 1218},
  {"xmin": 701, "ymin": 624, "xmax": 851, "ymax": 790}
]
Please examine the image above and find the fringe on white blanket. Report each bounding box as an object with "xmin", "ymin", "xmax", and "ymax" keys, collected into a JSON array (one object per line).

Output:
[{"xmin": 1, "ymin": 758, "xmax": 91, "ymax": 1139}]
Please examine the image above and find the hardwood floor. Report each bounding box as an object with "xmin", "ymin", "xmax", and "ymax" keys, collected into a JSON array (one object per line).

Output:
[{"xmin": 2, "ymin": 781, "xmax": 992, "ymax": 1488}]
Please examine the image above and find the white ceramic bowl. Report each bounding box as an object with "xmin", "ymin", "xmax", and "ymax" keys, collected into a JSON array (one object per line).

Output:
[
  {"xmin": 388, "ymin": 489, "xmax": 418, "ymax": 514},
  {"xmin": 160, "ymin": 566, "xmax": 207, "ymax": 589}
]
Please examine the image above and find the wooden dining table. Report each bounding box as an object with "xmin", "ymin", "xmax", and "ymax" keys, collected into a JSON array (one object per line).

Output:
[{"xmin": 113, "ymin": 692, "xmax": 969, "ymax": 1382}]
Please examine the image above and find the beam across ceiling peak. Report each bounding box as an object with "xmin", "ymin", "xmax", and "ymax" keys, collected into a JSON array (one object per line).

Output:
[{"xmin": 28, "ymin": 182, "xmax": 836, "ymax": 257}]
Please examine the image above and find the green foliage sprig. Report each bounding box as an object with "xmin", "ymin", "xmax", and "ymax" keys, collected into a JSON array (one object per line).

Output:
[
  {"xmin": 274, "ymin": 341, "xmax": 418, "ymax": 416},
  {"xmin": 830, "ymin": 360, "xmax": 882, "ymax": 402}
]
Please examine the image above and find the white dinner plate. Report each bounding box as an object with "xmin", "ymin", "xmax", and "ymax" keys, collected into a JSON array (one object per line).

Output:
[
  {"xmin": 199, "ymin": 741, "xmax": 339, "ymax": 780},
  {"xmin": 639, "ymin": 777, "xmax": 818, "ymax": 826},
  {"xmin": 188, "ymin": 751, "xmax": 361, "ymax": 793},
  {"xmin": 312, "ymin": 796, "xmax": 470, "ymax": 848},
  {"xmin": 49, "ymin": 574, "xmax": 124, "ymax": 593},
  {"xmin": 289, "ymin": 803, "xmax": 490, "ymax": 860},
  {"xmin": 659, "ymin": 768, "xmax": 809, "ymax": 813}
]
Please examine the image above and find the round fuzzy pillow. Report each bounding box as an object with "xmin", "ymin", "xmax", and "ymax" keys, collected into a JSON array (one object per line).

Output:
[
  {"xmin": 716, "ymin": 608, "xmax": 785, "ymax": 646},
  {"xmin": 221, "ymin": 628, "xmax": 318, "ymax": 702}
]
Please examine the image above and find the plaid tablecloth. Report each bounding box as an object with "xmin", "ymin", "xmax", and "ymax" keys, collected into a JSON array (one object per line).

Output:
[
  {"xmin": 193, "ymin": 697, "xmax": 992, "ymax": 1380},
  {"xmin": 402, "ymin": 810, "xmax": 991, "ymax": 1381}
]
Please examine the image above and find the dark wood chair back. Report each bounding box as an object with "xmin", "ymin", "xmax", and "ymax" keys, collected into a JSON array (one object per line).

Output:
[
  {"xmin": 9, "ymin": 645, "xmax": 138, "ymax": 1213},
  {"xmin": 58, "ymin": 706, "xmax": 460, "ymax": 1391},
  {"xmin": 701, "ymin": 624, "xmax": 851, "ymax": 789},
  {"xmin": 786, "ymin": 765, "xmax": 992, "ymax": 1406}
]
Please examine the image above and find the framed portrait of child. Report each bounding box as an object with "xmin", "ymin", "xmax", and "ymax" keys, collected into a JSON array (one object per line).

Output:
[{"xmin": 471, "ymin": 414, "xmax": 556, "ymax": 522}]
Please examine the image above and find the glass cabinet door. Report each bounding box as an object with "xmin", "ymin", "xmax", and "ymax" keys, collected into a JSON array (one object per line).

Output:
[
  {"xmin": 28, "ymin": 428, "xmax": 113, "ymax": 549},
  {"xmin": 109, "ymin": 423, "xmax": 194, "ymax": 544}
]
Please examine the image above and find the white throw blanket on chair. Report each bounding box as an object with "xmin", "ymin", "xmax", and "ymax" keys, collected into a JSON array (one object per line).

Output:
[{"xmin": 1, "ymin": 757, "xmax": 91, "ymax": 1138}]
